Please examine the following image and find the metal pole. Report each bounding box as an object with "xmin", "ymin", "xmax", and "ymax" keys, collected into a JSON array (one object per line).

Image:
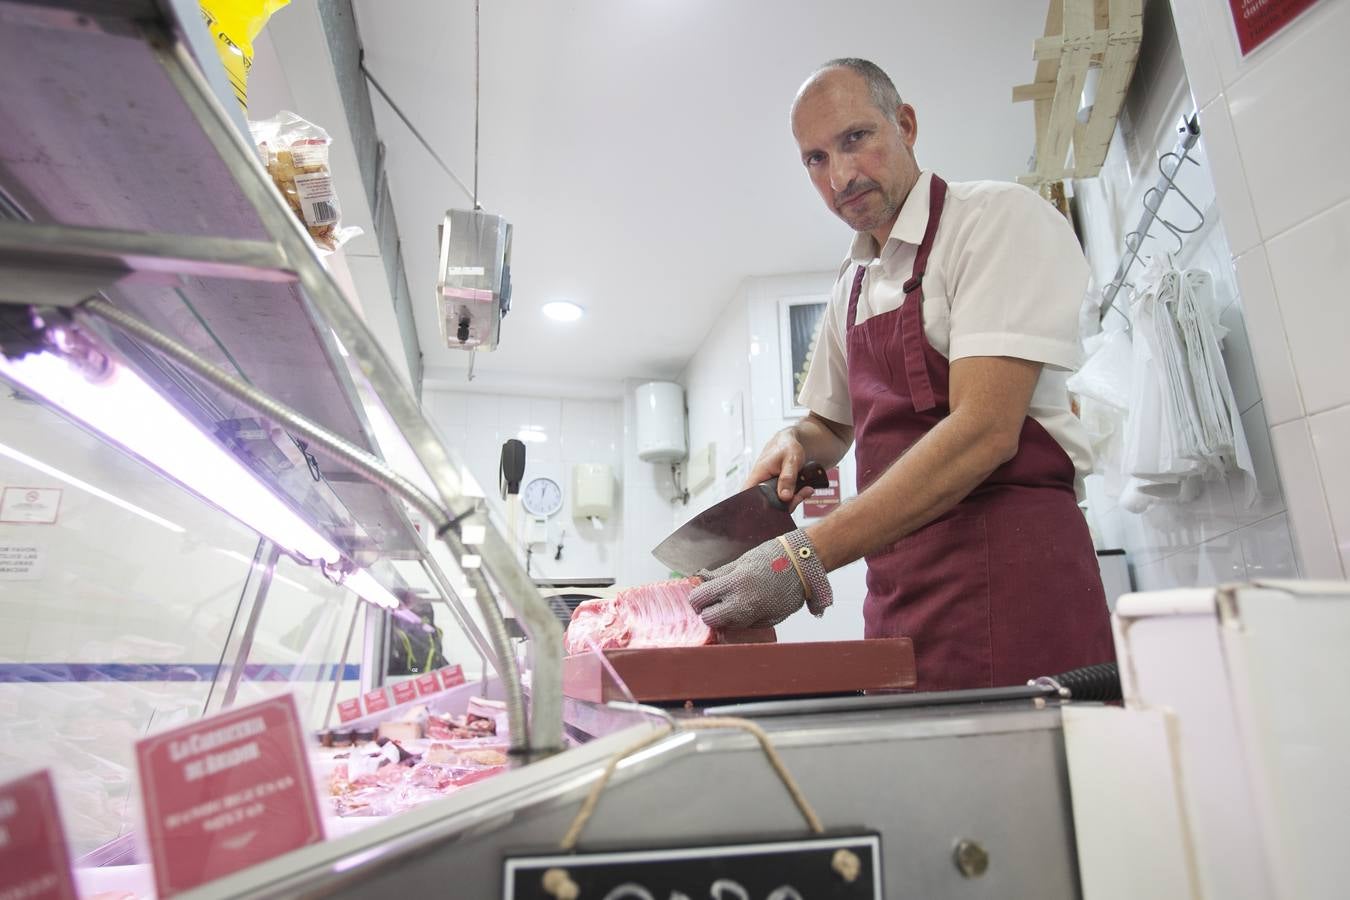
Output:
[
  {"xmin": 321, "ymin": 597, "xmax": 363, "ymax": 730},
  {"xmin": 215, "ymin": 539, "xmax": 281, "ymax": 711},
  {"xmin": 359, "ymin": 602, "xmax": 388, "ymax": 695},
  {"xmin": 419, "ymin": 555, "xmax": 503, "ymax": 677}
]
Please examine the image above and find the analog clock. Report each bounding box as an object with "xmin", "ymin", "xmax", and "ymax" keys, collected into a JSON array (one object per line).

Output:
[{"xmin": 520, "ymin": 476, "xmax": 563, "ymax": 517}]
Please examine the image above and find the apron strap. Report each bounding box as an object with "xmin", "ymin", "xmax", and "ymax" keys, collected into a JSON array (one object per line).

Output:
[
  {"xmin": 845, "ymin": 264, "xmax": 866, "ymax": 330},
  {"xmin": 899, "ymin": 175, "xmax": 948, "ymax": 412}
]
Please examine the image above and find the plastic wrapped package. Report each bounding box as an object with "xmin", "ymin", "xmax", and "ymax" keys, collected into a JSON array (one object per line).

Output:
[{"xmin": 249, "ymin": 111, "xmax": 361, "ymax": 253}]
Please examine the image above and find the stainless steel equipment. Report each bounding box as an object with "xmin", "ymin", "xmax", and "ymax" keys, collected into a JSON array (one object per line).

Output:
[{"xmin": 190, "ymin": 696, "xmax": 1084, "ymax": 899}]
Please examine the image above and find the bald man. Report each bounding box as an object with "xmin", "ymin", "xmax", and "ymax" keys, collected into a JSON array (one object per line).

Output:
[{"xmin": 689, "ymin": 59, "xmax": 1114, "ymax": 691}]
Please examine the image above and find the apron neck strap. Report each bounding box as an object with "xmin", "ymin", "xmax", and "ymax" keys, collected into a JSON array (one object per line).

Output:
[{"xmin": 903, "ymin": 174, "xmax": 947, "ymax": 295}]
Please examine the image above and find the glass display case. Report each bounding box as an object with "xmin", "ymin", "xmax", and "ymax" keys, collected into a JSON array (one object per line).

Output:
[{"xmin": 0, "ymin": 2, "xmax": 595, "ymax": 893}]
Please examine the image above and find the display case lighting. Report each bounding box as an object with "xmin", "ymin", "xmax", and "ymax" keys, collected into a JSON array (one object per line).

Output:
[{"xmin": 0, "ymin": 341, "xmax": 399, "ymax": 611}]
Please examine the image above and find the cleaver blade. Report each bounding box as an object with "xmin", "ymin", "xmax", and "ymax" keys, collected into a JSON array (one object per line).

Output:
[{"xmin": 651, "ymin": 461, "xmax": 830, "ymax": 575}]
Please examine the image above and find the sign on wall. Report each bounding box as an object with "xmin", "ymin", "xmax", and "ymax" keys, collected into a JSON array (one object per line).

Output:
[
  {"xmin": 1228, "ymin": 0, "xmax": 1323, "ymax": 55},
  {"xmin": 0, "ymin": 543, "xmax": 45, "ymax": 581},
  {"xmin": 0, "ymin": 487, "xmax": 61, "ymax": 524},
  {"xmin": 802, "ymin": 468, "xmax": 842, "ymax": 519}
]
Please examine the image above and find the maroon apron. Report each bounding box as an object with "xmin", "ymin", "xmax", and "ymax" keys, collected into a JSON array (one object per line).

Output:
[{"xmin": 847, "ymin": 175, "xmax": 1115, "ymax": 691}]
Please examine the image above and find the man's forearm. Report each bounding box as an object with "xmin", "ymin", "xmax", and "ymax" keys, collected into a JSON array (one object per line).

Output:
[
  {"xmin": 789, "ymin": 414, "xmax": 852, "ymax": 469},
  {"xmin": 804, "ymin": 409, "xmax": 1017, "ymax": 571}
]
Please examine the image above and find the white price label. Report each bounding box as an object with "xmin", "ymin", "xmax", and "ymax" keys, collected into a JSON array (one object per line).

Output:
[{"xmin": 293, "ymin": 172, "xmax": 339, "ymax": 226}]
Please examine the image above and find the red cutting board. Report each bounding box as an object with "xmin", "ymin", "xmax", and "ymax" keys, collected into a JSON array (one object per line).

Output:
[{"xmin": 562, "ymin": 638, "xmax": 915, "ymax": 704}]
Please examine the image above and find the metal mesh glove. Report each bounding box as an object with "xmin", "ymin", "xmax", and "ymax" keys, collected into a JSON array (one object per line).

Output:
[{"xmin": 689, "ymin": 529, "xmax": 833, "ymax": 630}]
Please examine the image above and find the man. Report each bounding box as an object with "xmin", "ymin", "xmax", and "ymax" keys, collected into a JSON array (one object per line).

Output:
[{"xmin": 689, "ymin": 59, "xmax": 1115, "ymax": 691}]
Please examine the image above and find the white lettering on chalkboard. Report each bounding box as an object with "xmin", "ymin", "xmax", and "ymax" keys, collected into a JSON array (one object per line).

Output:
[
  {"xmin": 596, "ymin": 881, "xmax": 808, "ymax": 900},
  {"xmin": 602, "ymin": 886, "xmax": 655, "ymax": 900}
]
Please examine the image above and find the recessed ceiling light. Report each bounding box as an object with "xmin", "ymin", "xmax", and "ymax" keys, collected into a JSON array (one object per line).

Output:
[{"xmin": 542, "ymin": 301, "xmax": 585, "ymax": 322}]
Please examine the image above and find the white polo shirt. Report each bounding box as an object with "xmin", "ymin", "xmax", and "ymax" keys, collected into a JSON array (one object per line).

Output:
[{"xmin": 798, "ymin": 171, "xmax": 1094, "ymax": 491}]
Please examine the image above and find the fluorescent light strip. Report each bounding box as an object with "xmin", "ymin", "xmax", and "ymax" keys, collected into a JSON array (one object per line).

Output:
[
  {"xmin": 0, "ymin": 350, "xmax": 341, "ymax": 562},
  {"xmin": 0, "ymin": 439, "xmax": 186, "ymax": 533},
  {"xmin": 0, "ymin": 350, "xmax": 399, "ymax": 611},
  {"xmin": 342, "ymin": 568, "xmax": 400, "ymax": 610}
]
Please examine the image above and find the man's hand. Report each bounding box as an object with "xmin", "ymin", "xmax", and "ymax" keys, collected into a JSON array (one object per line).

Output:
[
  {"xmin": 745, "ymin": 413, "xmax": 854, "ymax": 508},
  {"xmin": 689, "ymin": 530, "xmax": 833, "ymax": 629}
]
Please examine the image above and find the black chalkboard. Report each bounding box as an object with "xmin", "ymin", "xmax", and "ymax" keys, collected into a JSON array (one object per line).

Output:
[{"xmin": 503, "ymin": 833, "xmax": 881, "ymax": 899}]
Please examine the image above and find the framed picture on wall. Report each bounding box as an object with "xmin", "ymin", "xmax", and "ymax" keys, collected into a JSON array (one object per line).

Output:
[{"xmin": 779, "ymin": 296, "xmax": 829, "ymax": 414}]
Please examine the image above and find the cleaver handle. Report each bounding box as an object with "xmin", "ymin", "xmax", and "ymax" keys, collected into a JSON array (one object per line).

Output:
[{"xmin": 759, "ymin": 460, "xmax": 831, "ymax": 512}]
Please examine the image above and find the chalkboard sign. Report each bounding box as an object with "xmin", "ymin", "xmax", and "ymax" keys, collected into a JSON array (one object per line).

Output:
[{"xmin": 504, "ymin": 833, "xmax": 881, "ymax": 899}]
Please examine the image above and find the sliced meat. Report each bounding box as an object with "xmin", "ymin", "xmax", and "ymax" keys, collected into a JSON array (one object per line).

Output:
[{"xmin": 564, "ymin": 578, "xmax": 775, "ymax": 655}]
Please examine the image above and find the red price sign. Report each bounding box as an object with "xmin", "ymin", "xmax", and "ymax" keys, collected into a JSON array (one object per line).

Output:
[
  {"xmin": 438, "ymin": 664, "xmax": 466, "ymax": 690},
  {"xmin": 135, "ymin": 694, "xmax": 322, "ymax": 896},
  {"xmin": 802, "ymin": 467, "xmax": 841, "ymax": 519},
  {"xmin": 363, "ymin": 687, "xmax": 390, "ymax": 714},
  {"xmin": 414, "ymin": 672, "xmax": 440, "ymax": 697},
  {"xmin": 336, "ymin": 698, "xmax": 362, "ymax": 724},
  {"xmin": 1229, "ymin": 0, "xmax": 1322, "ymax": 54},
  {"xmin": 390, "ymin": 680, "xmax": 418, "ymax": 705},
  {"xmin": 0, "ymin": 770, "xmax": 77, "ymax": 900}
]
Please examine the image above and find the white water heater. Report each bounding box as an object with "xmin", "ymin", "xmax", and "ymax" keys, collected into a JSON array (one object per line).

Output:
[{"xmin": 635, "ymin": 381, "xmax": 687, "ymax": 463}]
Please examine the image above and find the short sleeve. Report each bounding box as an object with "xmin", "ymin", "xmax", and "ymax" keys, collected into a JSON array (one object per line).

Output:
[
  {"xmin": 797, "ymin": 276, "xmax": 854, "ymax": 426},
  {"xmin": 946, "ymin": 186, "xmax": 1088, "ymax": 371}
]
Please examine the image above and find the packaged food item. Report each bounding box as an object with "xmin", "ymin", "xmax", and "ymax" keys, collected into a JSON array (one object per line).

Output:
[
  {"xmin": 248, "ymin": 110, "xmax": 361, "ymax": 252},
  {"xmin": 198, "ymin": 0, "xmax": 291, "ymax": 113}
]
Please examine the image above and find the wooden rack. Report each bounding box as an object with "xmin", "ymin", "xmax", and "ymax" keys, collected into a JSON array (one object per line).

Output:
[{"xmin": 1014, "ymin": 0, "xmax": 1144, "ymax": 186}]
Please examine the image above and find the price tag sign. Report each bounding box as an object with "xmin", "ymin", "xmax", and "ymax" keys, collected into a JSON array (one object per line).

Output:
[
  {"xmin": 0, "ymin": 770, "xmax": 77, "ymax": 900},
  {"xmin": 503, "ymin": 833, "xmax": 881, "ymax": 899},
  {"xmin": 363, "ymin": 687, "xmax": 390, "ymax": 714},
  {"xmin": 1229, "ymin": 0, "xmax": 1322, "ymax": 54},
  {"xmin": 136, "ymin": 694, "xmax": 322, "ymax": 896},
  {"xmin": 415, "ymin": 672, "xmax": 441, "ymax": 697},
  {"xmin": 336, "ymin": 698, "xmax": 362, "ymax": 724},
  {"xmin": 391, "ymin": 680, "xmax": 418, "ymax": 705},
  {"xmin": 438, "ymin": 664, "xmax": 465, "ymax": 690},
  {"xmin": 802, "ymin": 467, "xmax": 841, "ymax": 519}
]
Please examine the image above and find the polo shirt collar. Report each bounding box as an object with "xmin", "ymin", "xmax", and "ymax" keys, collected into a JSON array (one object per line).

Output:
[{"xmin": 845, "ymin": 170, "xmax": 935, "ymax": 264}]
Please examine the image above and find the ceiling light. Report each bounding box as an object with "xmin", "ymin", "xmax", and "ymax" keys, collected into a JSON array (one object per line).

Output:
[{"xmin": 542, "ymin": 301, "xmax": 584, "ymax": 322}]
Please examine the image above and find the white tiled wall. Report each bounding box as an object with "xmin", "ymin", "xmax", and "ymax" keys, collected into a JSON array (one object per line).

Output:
[
  {"xmin": 1072, "ymin": 0, "xmax": 1301, "ymax": 588},
  {"xmin": 1167, "ymin": 0, "xmax": 1350, "ymax": 577},
  {"xmin": 422, "ymin": 388, "xmax": 624, "ymax": 583}
]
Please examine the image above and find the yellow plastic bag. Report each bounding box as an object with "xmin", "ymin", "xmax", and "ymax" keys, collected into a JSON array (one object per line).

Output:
[{"xmin": 198, "ymin": 0, "xmax": 291, "ymax": 113}]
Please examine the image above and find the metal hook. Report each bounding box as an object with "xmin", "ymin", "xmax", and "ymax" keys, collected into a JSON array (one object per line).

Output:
[{"xmin": 1154, "ymin": 151, "xmax": 1206, "ymax": 236}]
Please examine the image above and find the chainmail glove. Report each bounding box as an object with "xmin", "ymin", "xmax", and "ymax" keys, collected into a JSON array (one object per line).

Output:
[{"xmin": 688, "ymin": 529, "xmax": 833, "ymax": 630}]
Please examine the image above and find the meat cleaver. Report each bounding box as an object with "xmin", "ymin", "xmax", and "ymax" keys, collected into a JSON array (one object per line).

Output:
[{"xmin": 651, "ymin": 461, "xmax": 831, "ymax": 575}]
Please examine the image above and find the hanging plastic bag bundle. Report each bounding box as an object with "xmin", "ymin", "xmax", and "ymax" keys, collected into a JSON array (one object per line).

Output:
[{"xmin": 249, "ymin": 110, "xmax": 362, "ymax": 253}]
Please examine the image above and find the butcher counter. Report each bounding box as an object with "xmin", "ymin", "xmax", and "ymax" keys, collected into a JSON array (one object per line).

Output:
[{"xmin": 187, "ymin": 690, "xmax": 1084, "ymax": 898}]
